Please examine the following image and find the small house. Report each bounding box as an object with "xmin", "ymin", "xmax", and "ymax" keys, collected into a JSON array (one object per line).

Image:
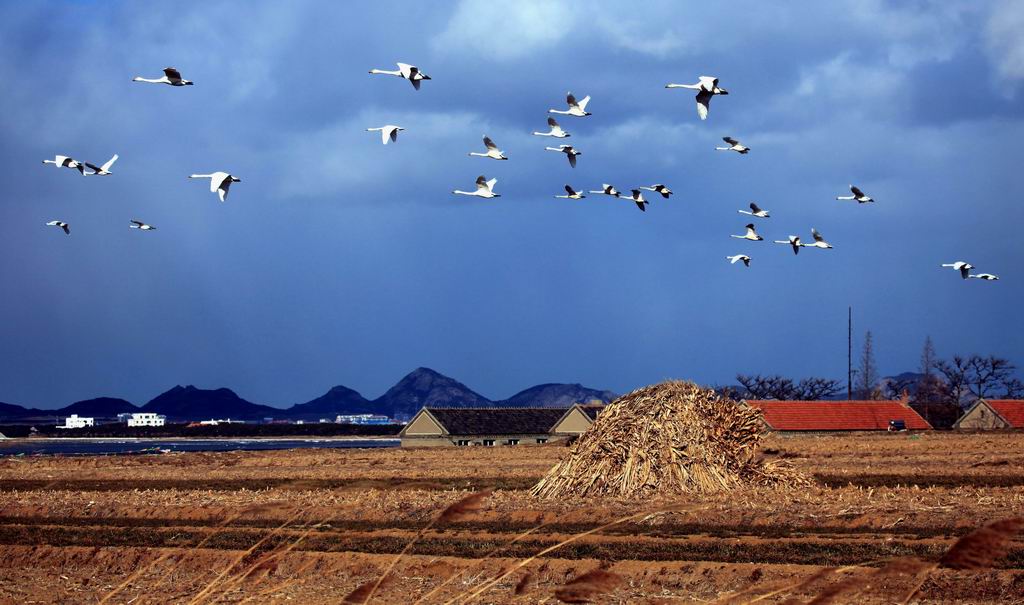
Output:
[
  {"xmin": 399, "ymin": 404, "xmax": 604, "ymax": 447},
  {"xmin": 744, "ymin": 399, "xmax": 932, "ymax": 432},
  {"xmin": 954, "ymin": 399, "xmax": 1024, "ymax": 430}
]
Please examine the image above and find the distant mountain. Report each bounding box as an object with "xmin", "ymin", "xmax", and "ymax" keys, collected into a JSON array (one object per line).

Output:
[
  {"xmin": 0, "ymin": 368, "xmax": 616, "ymax": 423},
  {"xmin": 0, "ymin": 401, "xmax": 41, "ymax": 421},
  {"xmin": 373, "ymin": 367, "xmax": 490, "ymax": 419},
  {"xmin": 142, "ymin": 385, "xmax": 278, "ymax": 421},
  {"xmin": 499, "ymin": 383, "xmax": 617, "ymax": 408},
  {"xmin": 288, "ymin": 385, "xmax": 374, "ymax": 419},
  {"xmin": 60, "ymin": 397, "xmax": 138, "ymax": 417}
]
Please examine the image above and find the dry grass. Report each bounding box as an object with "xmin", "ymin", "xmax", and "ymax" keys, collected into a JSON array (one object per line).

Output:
[
  {"xmin": 533, "ymin": 381, "xmax": 808, "ymax": 498},
  {"xmin": 553, "ymin": 567, "xmax": 623, "ymax": 603},
  {"xmin": 2, "ymin": 431, "xmax": 1024, "ymax": 603}
]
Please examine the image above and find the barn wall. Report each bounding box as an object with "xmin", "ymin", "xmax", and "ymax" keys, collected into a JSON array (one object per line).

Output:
[
  {"xmin": 552, "ymin": 408, "xmax": 592, "ymax": 435},
  {"xmin": 956, "ymin": 404, "xmax": 1010, "ymax": 429},
  {"xmin": 402, "ymin": 413, "xmax": 445, "ymax": 436}
]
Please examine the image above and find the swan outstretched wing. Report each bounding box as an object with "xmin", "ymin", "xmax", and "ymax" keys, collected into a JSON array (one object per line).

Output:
[
  {"xmin": 101, "ymin": 154, "xmax": 118, "ymax": 172},
  {"xmin": 698, "ymin": 76, "xmax": 718, "ymax": 90},
  {"xmin": 209, "ymin": 172, "xmax": 229, "ymax": 192}
]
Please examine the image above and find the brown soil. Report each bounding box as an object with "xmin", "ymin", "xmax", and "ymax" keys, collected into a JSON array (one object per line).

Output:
[{"xmin": 0, "ymin": 432, "xmax": 1022, "ymax": 603}]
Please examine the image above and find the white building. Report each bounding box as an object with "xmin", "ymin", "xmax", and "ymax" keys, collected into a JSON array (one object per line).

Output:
[
  {"xmin": 336, "ymin": 413, "xmax": 391, "ymax": 425},
  {"xmin": 126, "ymin": 412, "xmax": 166, "ymax": 427},
  {"xmin": 58, "ymin": 414, "xmax": 94, "ymax": 429},
  {"xmin": 199, "ymin": 419, "xmax": 243, "ymax": 426}
]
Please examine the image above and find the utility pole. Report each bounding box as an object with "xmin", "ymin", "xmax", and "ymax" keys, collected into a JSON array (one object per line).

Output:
[{"xmin": 847, "ymin": 306, "xmax": 852, "ymax": 400}]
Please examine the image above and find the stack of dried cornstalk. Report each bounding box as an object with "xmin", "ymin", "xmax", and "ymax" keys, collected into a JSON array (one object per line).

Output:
[{"xmin": 532, "ymin": 380, "xmax": 808, "ymax": 498}]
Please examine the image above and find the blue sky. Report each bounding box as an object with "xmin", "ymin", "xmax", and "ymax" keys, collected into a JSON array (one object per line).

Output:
[{"xmin": 1, "ymin": 1, "xmax": 1022, "ymax": 408}]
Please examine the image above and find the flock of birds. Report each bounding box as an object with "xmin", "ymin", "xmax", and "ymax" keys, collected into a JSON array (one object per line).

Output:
[{"xmin": 39, "ymin": 64, "xmax": 999, "ymax": 282}]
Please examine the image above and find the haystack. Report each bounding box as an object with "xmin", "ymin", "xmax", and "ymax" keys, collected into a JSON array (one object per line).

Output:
[{"xmin": 532, "ymin": 380, "xmax": 807, "ymax": 498}]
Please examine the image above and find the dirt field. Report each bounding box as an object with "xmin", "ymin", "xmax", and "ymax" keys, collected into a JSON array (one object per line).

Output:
[{"xmin": 0, "ymin": 432, "xmax": 1022, "ymax": 604}]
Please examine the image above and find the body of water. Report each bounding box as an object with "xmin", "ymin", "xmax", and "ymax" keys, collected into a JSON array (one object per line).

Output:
[{"xmin": 0, "ymin": 438, "xmax": 399, "ymax": 456}]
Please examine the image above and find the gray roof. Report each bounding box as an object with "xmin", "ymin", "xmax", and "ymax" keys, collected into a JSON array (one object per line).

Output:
[{"xmin": 424, "ymin": 407, "xmax": 570, "ymax": 435}]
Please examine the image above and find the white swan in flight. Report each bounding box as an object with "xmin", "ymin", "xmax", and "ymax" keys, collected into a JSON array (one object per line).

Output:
[
  {"xmin": 588, "ymin": 184, "xmax": 621, "ymax": 198},
  {"xmin": 367, "ymin": 125, "xmax": 404, "ymax": 145},
  {"xmin": 804, "ymin": 228, "xmax": 833, "ymax": 249},
  {"xmin": 549, "ymin": 92, "xmax": 591, "ymax": 117},
  {"xmin": 737, "ymin": 202, "xmax": 769, "ymax": 218},
  {"xmin": 941, "ymin": 261, "xmax": 974, "ymax": 280},
  {"xmin": 773, "ymin": 235, "xmax": 804, "ymax": 255},
  {"xmin": 532, "ymin": 117, "xmax": 570, "ymax": 138},
  {"xmin": 469, "ymin": 136, "xmax": 507, "ymax": 160},
  {"xmin": 968, "ymin": 273, "xmax": 999, "ymax": 281},
  {"xmin": 716, "ymin": 137, "xmax": 749, "ymax": 154},
  {"xmin": 836, "ymin": 185, "xmax": 874, "ymax": 203},
  {"xmin": 189, "ymin": 172, "xmax": 241, "ymax": 202},
  {"xmin": 638, "ymin": 184, "xmax": 672, "ymax": 198},
  {"xmin": 132, "ymin": 67, "xmax": 193, "ymax": 86},
  {"xmin": 665, "ymin": 76, "xmax": 728, "ymax": 120},
  {"xmin": 623, "ymin": 189, "xmax": 648, "ymax": 212},
  {"xmin": 42, "ymin": 155, "xmax": 86, "ymax": 175},
  {"xmin": 129, "ymin": 219, "xmax": 156, "ymax": 231},
  {"xmin": 726, "ymin": 254, "xmax": 751, "ymax": 267},
  {"xmin": 732, "ymin": 224, "xmax": 763, "ymax": 241},
  {"xmin": 46, "ymin": 220, "xmax": 70, "ymax": 235},
  {"xmin": 368, "ymin": 62, "xmax": 431, "ymax": 90},
  {"xmin": 83, "ymin": 154, "xmax": 118, "ymax": 176},
  {"xmin": 453, "ymin": 175, "xmax": 499, "ymax": 198},
  {"xmin": 555, "ymin": 185, "xmax": 586, "ymax": 199},
  {"xmin": 545, "ymin": 144, "xmax": 581, "ymax": 168}
]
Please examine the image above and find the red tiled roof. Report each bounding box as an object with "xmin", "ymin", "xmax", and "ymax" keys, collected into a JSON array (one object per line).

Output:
[
  {"xmin": 984, "ymin": 400, "xmax": 1024, "ymax": 428},
  {"xmin": 745, "ymin": 400, "xmax": 932, "ymax": 431}
]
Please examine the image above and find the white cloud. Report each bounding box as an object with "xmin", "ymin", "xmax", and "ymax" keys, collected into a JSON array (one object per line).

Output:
[
  {"xmin": 432, "ymin": 0, "xmax": 575, "ymax": 61},
  {"xmin": 433, "ymin": 0, "xmax": 689, "ymax": 60},
  {"xmin": 986, "ymin": 0, "xmax": 1024, "ymax": 87}
]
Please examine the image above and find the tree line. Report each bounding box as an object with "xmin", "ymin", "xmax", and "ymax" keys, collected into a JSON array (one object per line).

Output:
[{"xmin": 723, "ymin": 335, "xmax": 1021, "ymax": 428}]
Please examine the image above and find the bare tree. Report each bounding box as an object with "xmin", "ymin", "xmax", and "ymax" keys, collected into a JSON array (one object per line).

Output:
[
  {"xmin": 964, "ymin": 355, "xmax": 1016, "ymax": 399},
  {"xmin": 911, "ymin": 336, "xmax": 955, "ymax": 427},
  {"xmin": 1002, "ymin": 377, "xmax": 1024, "ymax": 398},
  {"xmin": 794, "ymin": 378, "xmax": 843, "ymax": 400},
  {"xmin": 921, "ymin": 336, "xmax": 937, "ymax": 379},
  {"xmin": 736, "ymin": 374, "xmax": 841, "ymax": 400},
  {"xmin": 736, "ymin": 374, "xmax": 795, "ymax": 400},
  {"xmin": 935, "ymin": 356, "xmax": 971, "ymax": 406},
  {"xmin": 883, "ymin": 375, "xmax": 916, "ymax": 400},
  {"xmin": 856, "ymin": 331, "xmax": 880, "ymax": 399}
]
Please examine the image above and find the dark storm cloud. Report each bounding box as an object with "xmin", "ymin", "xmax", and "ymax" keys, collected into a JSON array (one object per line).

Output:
[{"xmin": 0, "ymin": 1, "xmax": 1021, "ymax": 408}]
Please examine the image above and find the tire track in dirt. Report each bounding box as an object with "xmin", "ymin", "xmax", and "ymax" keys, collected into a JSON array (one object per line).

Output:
[{"xmin": 1, "ymin": 523, "xmax": 1021, "ymax": 568}]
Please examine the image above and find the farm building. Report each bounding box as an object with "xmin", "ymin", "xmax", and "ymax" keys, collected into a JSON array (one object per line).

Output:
[
  {"xmin": 954, "ymin": 399, "xmax": 1024, "ymax": 429},
  {"xmin": 399, "ymin": 404, "xmax": 603, "ymax": 447},
  {"xmin": 57, "ymin": 414, "xmax": 94, "ymax": 429},
  {"xmin": 744, "ymin": 400, "xmax": 932, "ymax": 432},
  {"xmin": 124, "ymin": 412, "xmax": 166, "ymax": 427}
]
